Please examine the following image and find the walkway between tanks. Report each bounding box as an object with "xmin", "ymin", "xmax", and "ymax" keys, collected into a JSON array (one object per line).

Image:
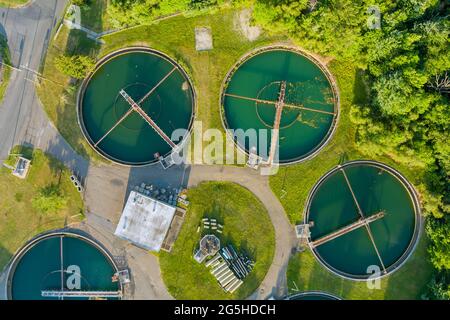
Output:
[{"xmin": 0, "ymin": 0, "xmax": 297, "ymax": 301}]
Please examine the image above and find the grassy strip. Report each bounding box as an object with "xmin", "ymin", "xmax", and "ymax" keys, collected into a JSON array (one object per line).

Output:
[
  {"xmin": 36, "ymin": 8, "xmax": 284, "ymax": 163},
  {"xmin": 0, "ymin": 146, "xmax": 84, "ymax": 270},
  {"xmin": 0, "ymin": 35, "xmax": 12, "ymax": 104},
  {"xmin": 269, "ymin": 58, "xmax": 433, "ymax": 299},
  {"xmin": 287, "ymin": 236, "xmax": 432, "ymax": 299},
  {"xmin": 159, "ymin": 182, "xmax": 275, "ymax": 299},
  {"xmin": 0, "ymin": 0, "xmax": 28, "ymax": 8},
  {"xmin": 35, "ymin": 26, "xmax": 103, "ymax": 162}
]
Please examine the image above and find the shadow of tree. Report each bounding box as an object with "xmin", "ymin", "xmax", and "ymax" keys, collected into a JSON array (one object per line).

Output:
[
  {"xmin": 352, "ymin": 68, "xmax": 369, "ymax": 106},
  {"xmin": 38, "ymin": 2, "xmax": 104, "ymax": 163}
]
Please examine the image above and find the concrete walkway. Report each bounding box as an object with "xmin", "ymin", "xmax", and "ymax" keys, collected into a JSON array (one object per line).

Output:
[
  {"xmin": 0, "ymin": 0, "xmax": 172, "ymax": 300},
  {"xmin": 0, "ymin": 0, "xmax": 297, "ymax": 301},
  {"xmin": 0, "ymin": 0, "xmax": 70, "ymax": 162},
  {"xmin": 187, "ymin": 165, "xmax": 297, "ymax": 299}
]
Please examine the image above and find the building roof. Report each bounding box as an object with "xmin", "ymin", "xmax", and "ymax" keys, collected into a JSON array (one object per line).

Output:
[{"xmin": 114, "ymin": 191, "xmax": 176, "ymax": 252}]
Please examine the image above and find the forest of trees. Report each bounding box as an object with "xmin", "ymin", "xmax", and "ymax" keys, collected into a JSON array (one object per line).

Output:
[
  {"xmin": 103, "ymin": 0, "xmax": 449, "ymax": 298},
  {"xmin": 107, "ymin": 0, "xmax": 227, "ymax": 28},
  {"xmin": 254, "ymin": 0, "xmax": 449, "ymax": 300},
  {"xmin": 54, "ymin": 54, "xmax": 96, "ymax": 79}
]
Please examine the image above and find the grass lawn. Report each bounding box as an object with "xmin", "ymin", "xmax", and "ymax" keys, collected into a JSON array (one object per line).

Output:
[
  {"xmin": 77, "ymin": 0, "xmax": 112, "ymax": 33},
  {"xmin": 0, "ymin": 146, "xmax": 84, "ymax": 271},
  {"xmin": 287, "ymin": 235, "xmax": 433, "ymax": 299},
  {"xmin": 0, "ymin": 35, "xmax": 12, "ymax": 104},
  {"xmin": 159, "ymin": 182, "xmax": 275, "ymax": 299},
  {"xmin": 35, "ymin": 5, "xmax": 433, "ymax": 299},
  {"xmin": 0, "ymin": 0, "xmax": 28, "ymax": 8},
  {"xmin": 36, "ymin": 7, "xmax": 285, "ymax": 163},
  {"xmin": 268, "ymin": 57, "xmax": 434, "ymax": 298}
]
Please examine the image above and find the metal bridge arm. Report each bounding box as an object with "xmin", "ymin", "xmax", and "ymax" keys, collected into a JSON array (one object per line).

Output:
[
  {"xmin": 339, "ymin": 167, "xmax": 387, "ymax": 274},
  {"xmin": 94, "ymin": 107, "xmax": 135, "ymax": 147},
  {"xmin": 119, "ymin": 89, "xmax": 176, "ymax": 149},
  {"xmin": 138, "ymin": 67, "xmax": 177, "ymax": 105},
  {"xmin": 311, "ymin": 211, "xmax": 385, "ymax": 248}
]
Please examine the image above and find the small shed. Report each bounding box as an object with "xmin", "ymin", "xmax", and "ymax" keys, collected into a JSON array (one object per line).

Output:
[{"xmin": 12, "ymin": 157, "xmax": 31, "ymax": 179}]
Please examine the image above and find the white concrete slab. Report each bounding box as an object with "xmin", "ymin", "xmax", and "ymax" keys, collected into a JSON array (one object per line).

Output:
[
  {"xmin": 195, "ymin": 27, "xmax": 213, "ymax": 51},
  {"xmin": 114, "ymin": 191, "xmax": 176, "ymax": 252}
]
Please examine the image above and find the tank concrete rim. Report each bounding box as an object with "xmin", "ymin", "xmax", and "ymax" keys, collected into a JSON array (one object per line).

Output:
[
  {"xmin": 219, "ymin": 44, "xmax": 340, "ymax": 165},
  {"xmin": 77, "ymin": 46, "xmax": 197, "ymax": 167},
  {"xmin": 303, "ymin": 160, "xmax": 422, "ymax": 281},
  {"xmin": 6, "ymin": 230, "xmax": 123, "ymax": 300},
  {"xmin": 286, "ymin": 291, "xmax": 342, "ymax": 300}
]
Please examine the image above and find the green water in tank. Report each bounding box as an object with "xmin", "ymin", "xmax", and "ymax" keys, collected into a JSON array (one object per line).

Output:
[
  {"xmin": 81, "ymin": 51, "xmax": 194, "ymax": 165},
  {"xmin": 307, "ymin": 163, "xmax": 417, "ymax": 277},
  {"xmin": 10, "ymin": 235, "xmax": 119, "ymax": 300},
  {"xmin": 223, "ymin": 49, "xmax": 336, "ymax": 163}
]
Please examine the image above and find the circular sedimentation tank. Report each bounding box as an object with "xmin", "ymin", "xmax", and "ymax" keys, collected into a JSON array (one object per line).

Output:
[
  {"xmin": 287, "ymin": 291, "xmax": 341, "ymax": 300},
  {"xmin": 221, "ymin": 46, "xmax": 339, "ymax": 164},
  {"xmin": 7, "ymin": 231, "xmax": 121, "ymax": 300},
  {"xmin": 78, "ymin": 47, "xmax": 195, "ymax": 166},
  {"xmin": 305, "ymin": 160, "xmax": 421, "ymax": 280}
]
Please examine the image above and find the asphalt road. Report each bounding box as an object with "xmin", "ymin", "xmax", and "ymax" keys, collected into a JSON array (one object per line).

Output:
[
  {"xmin": 0, "ymin": 1, "xmax": 298, "ymax": 300},
  {"xmin": 0, "ymin": 0, "xmax": 70, "ymax": 163}
]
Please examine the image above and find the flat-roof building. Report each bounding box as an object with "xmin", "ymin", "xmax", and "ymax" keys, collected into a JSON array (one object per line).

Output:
[{"xmin": 114, "ymin": 191, "xmax": 177, "ymax": 252}]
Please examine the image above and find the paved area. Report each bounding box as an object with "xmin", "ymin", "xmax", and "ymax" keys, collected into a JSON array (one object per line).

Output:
[
  {"xmin": 0, "ymin": 0, "xmax": 69, "ymax": 163},
  {"xmin": 195, "ymin": 27, "xmax": 213, "ymax": 51},
  {"xmin": 187, "ymin": 165, "xmax": 297, "ymax": 299},
  {"xmin": 63, "ymin": 19, "xmax": 104, "ymax": 44},
  {"xmin": 0, "ymin": 0, "xmax": 298, "ymax": 301},
  {"xmin": 234, "ymin": 9, "xmax": 261, "ymax": 41}
]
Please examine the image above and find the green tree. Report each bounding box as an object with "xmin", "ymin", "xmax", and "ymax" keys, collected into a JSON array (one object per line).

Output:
[
  {"xmin": 253, "ymin": 0, "xmax": 309, "ymax": 34},
  {"xmin": 32, "ymin": 184, "xmax": 68, "ymax": 214},
  {"xmin": 253, "ymin": 0, "xmax": 367, "ymax": 60},
  {"xmin": 189, "ymin": 0, "xmax": 222, "ymax": 10},
  {"xmin": 427, "ymin": 218, "xmax": 450, "ymax": 270},
  {"xmin": 72, "ymin": 0, "xmax": 90, "ymax": 6},
  {"xmin": 426, "ymin": 276, "xmax": 450, "ymax": 300},
  {"xmin": 54, "ymin": 55, "xmax": 95, "ymax": 79},
  {"xmin": 107, "ymin": 0, "xmax": 221, "ymax": 28}
]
